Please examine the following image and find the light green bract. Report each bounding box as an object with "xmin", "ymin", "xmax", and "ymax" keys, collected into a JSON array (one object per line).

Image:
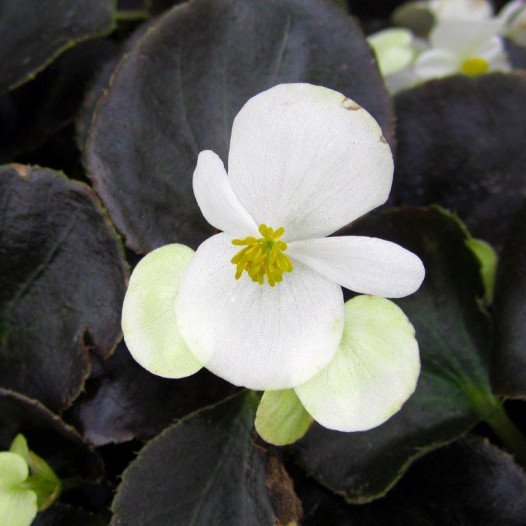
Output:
[
  {"xmin": 255, "ymin": 390, "xmax": 313, "ymax": 446},
  {"xmin": 0, "ymin": 435, "xmax": 61, "ymax": 526},
  {"xmin": 465, "ymin": 237, "xmax": 498, "ymax": 305},
  {"xmin": 368, "ymin": 28, "xmax": 416, "ymax": 76},
  {"xmin": 294, "ymin": 295, "xmax": 420, "ymax": 432},
  {"xmin": 122, "ymin": 244, "xmax": 202, "ymax": 378}
]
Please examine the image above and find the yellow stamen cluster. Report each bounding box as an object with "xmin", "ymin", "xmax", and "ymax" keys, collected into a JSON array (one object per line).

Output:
[
  {"xmin": 461, "ymin": 57, "xmax": 490, "ymax": 76},
  {"xmin": 231, "ymin": 224, "xmax": 293, "ymax": 286}
]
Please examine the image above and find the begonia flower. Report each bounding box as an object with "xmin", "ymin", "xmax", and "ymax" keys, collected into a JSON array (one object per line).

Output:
[
  {"xmin": 414, "ymin": 18, "xmax": 510, "ymax": 79},
  {"xmin": 122, "ymin": 83, "xmax": 425, "ymax": 430}
]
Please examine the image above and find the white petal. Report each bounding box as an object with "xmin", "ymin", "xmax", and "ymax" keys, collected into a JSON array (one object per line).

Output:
[
  {"xmin": 430, "ymin": 19, "xmax": 502, "ymax": 53},
  {"xmin": 414, "ymin": 48, "xmax": 459, "ymax": 79},
  {"xmin": 227, "ymin": 84, "xmax": 394, "ymax": 241},
  {"xmin": 477, "ymin": 36, "xmax": 511, "ymax": 70},
  {"xmin": 384, "ymin": 66, "xmax": 419, "ymax": 95},
  {"xmin": 287, "ymin": 236, "xmax": 425, "ymax": 298},
  {"xmin": 122, "ymin": 244, "xmax": 203, "ymax": 378},
  {"xmin": 295, "ymin": 295, "xmax": 420, "ymax": 432},
  {"xmin": 175, "ymin": 233, "xmax": 344, "ymax": 390},
  {"xmin": 193, "ymin": 150, "xmax": 258, "ymax": 237},
  {"xmin": 429, "ymin": 0, "xmax": 493, "ymax": 20}
]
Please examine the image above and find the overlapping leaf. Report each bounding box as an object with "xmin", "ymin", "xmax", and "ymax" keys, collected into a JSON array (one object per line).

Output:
[
  {"xmin": 111, "ymin": 392, "xmax": 300, "ymax": 525},
  {"xmin": 86, "ymin": 0, "xmax": 393, "ymax": 253},
  {"xmin": 0, "ymin": 0, "xmax": 115, "ymax": 94},
  {"xmin": 295, "ymin": 207, "xmax": 498, "ymax": 502},
  {"xmin": 492, "ymin": 202, "xmax": 526, "ymax": 398},
  {"xmin": 392, "ymin": 73, "xmax": 526, "ymax": 247},
  {"xmin": 0, "ymin": 165, "xmax": 127, "ymax": 411}
]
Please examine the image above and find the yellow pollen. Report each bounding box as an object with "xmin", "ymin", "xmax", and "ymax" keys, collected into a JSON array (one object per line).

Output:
[
  {"xmin": 231, "ymin": 224, "xmax": 293, "ymax": 287},
  {"xmin": 461, "ymin": 57, "xmax": 490, "ymax": 77}
]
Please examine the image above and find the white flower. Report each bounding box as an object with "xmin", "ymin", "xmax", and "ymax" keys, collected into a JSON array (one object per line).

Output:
[
  {"xmin": 428, "ymin": 0, "xmax": 494, "ymax": 21},
  {"xmin": 414, "ymin": 18, "xmax": 511, "ymax": 79},
  {"xmin": 122, "ymin": 84, "xmax": 425, "ymax": 427}
]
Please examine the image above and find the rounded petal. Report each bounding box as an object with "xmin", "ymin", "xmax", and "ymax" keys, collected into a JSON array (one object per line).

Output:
[
  {"xmin": 255, "ymin": 389, "xmax": 313, "ymax": 446},
  {"xmin": 0, "ymin": 452, "xmax": 29, "ymax": 486},
  {"xmin": 0, "ymin": 453, "xmax": 37, "ymax": 526},
  {"xmin": 384, "ymin": 66, "xmax": 419, "ymax": 95},
  {"xmin": 288, "ymin": 236, "xmax": 425, "ymax": 298},
  {"xmin": 429, "ymin": 0, "xmax": 493, "ymax": 21},
  {"xmin": 227, "ymin": 84, "xmax": 394, "ymax": 241},
  {"xmin": 193, "ymin": 150, "xmax": 258, "ymax": 237},
  {"xmin": 430, "ymin": 19, "xmax": 502, "ymax": 53},
  {"xmin": 175, "ymin": 233, "xmax": 344, "ymax": 390},
  {"xmin": 477, "ymin": 36, "xmax": 511, "ymax": 71},
  {"xmin": 414, "ymin": 48, "xmax": 459, "ymax": 79},
  {"xmin": 122, "ymin": 244, "xmax": 203, "ymax": 378},
  {"xmin": 368, "ymin": 28, "xmax": 415, "ymax": 76},
  {"xmin": 295, "ymin": 295, "xmax": 420, "ymax": 432}
]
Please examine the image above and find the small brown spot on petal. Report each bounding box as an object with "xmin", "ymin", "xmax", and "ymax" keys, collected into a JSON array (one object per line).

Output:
[
  {"xmin": 380, "ymin": 135, "xmax": 387, "ymax": 144},
  {"xmin": 341, "ymin": 97, "xmax": 362, "ymax": 111}
]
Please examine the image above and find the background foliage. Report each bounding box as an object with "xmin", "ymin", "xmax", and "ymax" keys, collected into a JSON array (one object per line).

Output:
[{"xmin": 1, "ymin": 0, "xmax": 526, "ymax": 524}]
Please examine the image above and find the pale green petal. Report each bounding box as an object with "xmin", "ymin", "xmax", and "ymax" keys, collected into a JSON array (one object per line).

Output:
[
  {"xmin": 465, "ymin": 237, "xmax": 497, "ymax": 305},
  {"xmin": 9, "ymin": 435, "xmax": 30, "ymax": 464},
  {"xmin": 295, "ymin": 296, "xmax": 420, "ymax": 432},
  {"xmin": 368, "ymin": 28, "xmax": 416, "ymax": 76},
  {"xmin": 255, "ymin": 390, "xmax": 313, "ymax": 446},
  {"xmin": 0, "ymin": 452, "xmax": 37, "ymax": 526},
  {"xmin": 0, "ymin": 452, "xmax": 29, "ymax": 487},
  {"xmin": 122, "ymin": 244, "xmax": 202, "ymax": 378}
]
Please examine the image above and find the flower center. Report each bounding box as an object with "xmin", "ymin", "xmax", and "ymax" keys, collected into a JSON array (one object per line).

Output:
[
  {"xmin": 231, "ymin": 224, "xmax": 293, "ymax": 287},
  {"xmin": 461, "ymin": 57, "xmax": 490, "ymax": 76}
]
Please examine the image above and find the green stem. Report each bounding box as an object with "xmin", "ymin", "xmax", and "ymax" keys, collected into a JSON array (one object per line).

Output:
[
  {"xmin": 114, "ymin": 9, "xmax": 149, "ymax": 22},
  {"xmin": 472, "ymin": 390, "xmax": 526, "ymax": 466}
]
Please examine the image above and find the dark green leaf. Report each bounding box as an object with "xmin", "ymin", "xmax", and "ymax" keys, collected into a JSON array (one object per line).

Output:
[
  {"xmin": 296, "ymin": 207, "xmax": 495, "ymax": 502},
  {"xmin": 0, "ymin": 0, "xmax": 115, "ymax": 94},
  {"xmin": 492, "ymin": 201, "xmax": 526, "ymax": 398},
  {"xmin": 67, "ymin": 342, "xmax": 236, "ymax": 445},
  {"xmin": 0, "ymin": 165, "xmax": 127, "ymax": 411},
  {"xmin": 392, "ymin": 73, "xmax": 526, "ymax": 247},
  {"xmin": 0, "ymin": 388, "xmax": 102, "ymax": 481},
  {"xmin": 145, "ymin": 0, "xmax": 184, "ymax": 16},
  {"xmin": 111, "ymin": 392, "xmax": 278, "ymax": 525},
  {"xmin": 86, "ymin": 0, "xmax": 393, "ymax": 253},
  {"xmin": 34, "ymin": 504, "xmax": 109, "ymax": 526},
  {"xmin": 0, "ymin": 39, "xmax": 118, "ymax": 163},
  {"xmin": 298, "ymin": 436, "xmax": 526, "ymax": 526}
]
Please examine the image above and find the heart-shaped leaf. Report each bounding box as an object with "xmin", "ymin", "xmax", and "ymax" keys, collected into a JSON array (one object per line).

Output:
[
  {"xmin": 111, "ymin": 391, "xmax": 300, "ymax": 525},
  {"xmin": 0, "ymin": 165, "xmax": 127, "ymax": 411},
  {"xmin": 86, "ymin": 0, "xmax": 393, "ymax": 253},
  {"xmin": 0, "ymin": 0, "xmax": 115, "ymax": 95},
  {"xmin": 392, "ymin": 73, "xmax": 526, "ymax": 247},
  {"xmin": 68, "ymin": 342, "xmax": 236, "ymax": 445},
  {"xmin": 492, "ymin": 201, "xmax": 526, "ymax": 398},
  {"xmin": 295, "ymin": 207, "xmax": 500, "ymax": 502},
  {"xmin": 297, "ymin": 435, "xmax": 526, "ymax": 525}
]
